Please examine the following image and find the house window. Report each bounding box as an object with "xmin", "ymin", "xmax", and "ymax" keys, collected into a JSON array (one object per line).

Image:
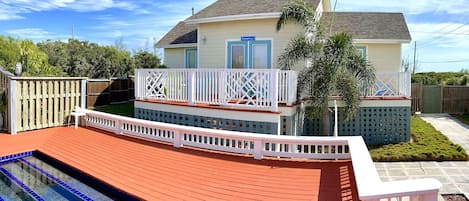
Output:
[
  {"xmin": 227, "ymin": 40, "xmax": 271, "ymax": 69},
  {"xmin": 356, "ymin": 46, "xmax": 367, "ymax": 59},
  {"xmin": 231, "ymin": 45, "xmax": 246, "ymax": 68},
  {"xmin": 185, "ymin": 48, "xmax": 197, "ymax": 68}
]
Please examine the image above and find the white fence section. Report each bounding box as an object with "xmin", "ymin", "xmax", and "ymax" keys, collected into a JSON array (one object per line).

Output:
[
  {"xmin": 362, "ymin": 72, "xmax": 411, "ymax": 98},
  {"xmin": 135, "ymin": 69, "xmax": 298, "ymax": 112},
  {"xmin": 78, "ymin": 108, "xmax": 441, "ymax": 201}
]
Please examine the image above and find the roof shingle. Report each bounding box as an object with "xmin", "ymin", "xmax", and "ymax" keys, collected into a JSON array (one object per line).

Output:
[
  {"xmin": 188, "ymin": 0, "xmax": 320, "ymax": 20},
  {"xmin": 320, "ymin": 12, "xmax": 411, "ymax": 41},
  {"xmin": 155, "ymin": 21, "xmax": 197, "ymax": 48}
]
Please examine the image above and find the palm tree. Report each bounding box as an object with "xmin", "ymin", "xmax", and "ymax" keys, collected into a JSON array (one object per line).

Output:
[{"xmin": 276, "ymin": 0, "xmax": 375, "ymax": 136}]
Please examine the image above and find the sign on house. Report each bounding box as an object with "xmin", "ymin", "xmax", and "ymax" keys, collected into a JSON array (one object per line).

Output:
[{"xmin": 241, "ymin": 36, "xmax": 256, "ymax": 41}]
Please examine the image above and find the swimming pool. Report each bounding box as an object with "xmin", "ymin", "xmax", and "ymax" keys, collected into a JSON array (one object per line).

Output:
[{"xmin": 0, "ymin": 151, "xmax": 137, "ymax": 201}]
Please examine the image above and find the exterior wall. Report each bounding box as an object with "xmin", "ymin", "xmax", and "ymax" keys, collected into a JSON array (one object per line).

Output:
[
  {"xmin": 164, "ymin": 48, "xmax": 185, "ymax": 68},
  {"xmin": 355, "ymin": 43, "xmax": 402, "ymax": 72},
  {"xmin": 198, "ymin": 18, "xmax": 305, "ymax": 70},
  {"xmin": 303, "ymin": 99, "xmax": 411, "ymax": 145},
  {"xmin": 134, "ymin": 101, "xmax": 280, "ymax": 134}
]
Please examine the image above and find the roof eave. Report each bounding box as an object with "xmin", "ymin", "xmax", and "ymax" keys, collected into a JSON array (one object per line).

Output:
[
  {"xmin": 353, "ymin": 39, "xmax": 411, "ymax": 44},
  {"xmin": 186, "ymin": 12, "xmax": 281, "ymax": 24},
  {"xmin": 157, "ymin": 43, "xmax": 198, "ymax": 49}
]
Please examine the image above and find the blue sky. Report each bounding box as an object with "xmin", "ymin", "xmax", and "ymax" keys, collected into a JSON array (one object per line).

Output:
[{"xmin": 0, "ymin": 0, "xmax": 468, "ymax": 72}]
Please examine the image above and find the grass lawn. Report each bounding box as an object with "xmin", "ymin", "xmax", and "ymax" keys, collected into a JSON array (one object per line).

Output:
[
  {"xmin": 369, "ymin": 116, "xmax": 468, "ymax": 162},
  {"xmin": 453, "ymin": 114, "xmax": 469, "ymax": 126},
  {"xmin": 92, "ymin": 102, "xmax": 134, "ymax": 117}
]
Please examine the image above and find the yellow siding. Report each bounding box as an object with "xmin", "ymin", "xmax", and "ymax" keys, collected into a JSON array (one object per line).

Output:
[
  {"xmin": 164, "ymin": 48, "xmax": 185, "ymax": 68},
  {"xmin": 356, "ymin": 43, "xmax": 402, "ymax": 72},
  {"xmin": 198, "ymin": 18, "xmax": 305, "ymax": 70}
]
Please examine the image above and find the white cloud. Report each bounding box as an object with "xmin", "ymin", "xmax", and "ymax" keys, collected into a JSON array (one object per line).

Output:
[
  {"xmin": 336, "ymin": 0, "xmax": 469, "ymax": 15},
  {"xmin": 6, "ymin": 28, "xmax": 69, "ymax": 40},
  {"xmin": 0, "ymin": 0, "xmax": 143, "ymax": 21}
]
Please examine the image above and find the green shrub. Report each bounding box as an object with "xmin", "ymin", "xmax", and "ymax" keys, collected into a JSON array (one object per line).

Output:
[{"xmin": 370, "ymin": 116, "xmax": 468, "ymax": 162}]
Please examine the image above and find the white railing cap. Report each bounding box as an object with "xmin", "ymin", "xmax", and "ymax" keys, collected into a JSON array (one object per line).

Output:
[{"xmin": 360, "ymin": 178, "xmax": 442, "ymax": 200}]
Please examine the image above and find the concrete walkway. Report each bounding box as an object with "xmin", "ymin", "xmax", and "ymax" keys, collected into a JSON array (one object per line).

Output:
[{"xmin": 374, "ymin": 114, "xmax": 469, "ymax": 199}]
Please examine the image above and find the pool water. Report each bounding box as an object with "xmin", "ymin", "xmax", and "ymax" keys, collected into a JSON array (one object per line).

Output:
[{"xmin": 0, "ymin": 152, "xmax": 133, "ymax": 201}]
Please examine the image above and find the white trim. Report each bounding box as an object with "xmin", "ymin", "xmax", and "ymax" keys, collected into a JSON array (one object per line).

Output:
[
  {"xmin": 186, "ymin": 12, "xmax": 281, "ymax": 24},
  {"xmin": 353, "ymin": 39, "xmax": 411, "ymax": 44},
  {"xmin": 197, "ymin": 24, "xmax": 200, "ymax": 68},
  {"xmin": 158, "ymin": 43, "xmax": 198, "ymax": 49}
]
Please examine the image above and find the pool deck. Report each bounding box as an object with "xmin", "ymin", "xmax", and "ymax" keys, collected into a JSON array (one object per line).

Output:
[{"xmin": 0, "ymin": 126, "xmax": 359, "ymax": 201}]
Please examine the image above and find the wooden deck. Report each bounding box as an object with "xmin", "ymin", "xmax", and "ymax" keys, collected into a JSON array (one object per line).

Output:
[{"xmin": 0, "ymin": 127, "xmax": 359, "ymax": 201}]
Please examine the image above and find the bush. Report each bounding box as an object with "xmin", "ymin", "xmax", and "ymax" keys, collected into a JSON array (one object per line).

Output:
[{"xmin": 369, "ymin": 116, "xmax": 468, "ymax": 162}]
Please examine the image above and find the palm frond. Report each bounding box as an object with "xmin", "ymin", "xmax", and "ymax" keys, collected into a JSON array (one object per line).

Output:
[
  {"xmin": 335, "ymin": 72, "xmax": 360, "ymax": 121},
  {"xmin": 276, "ymin": 0, "xmax": 316, "ymax": 32},
  {"xmin": 277, "ymin": 34, "xmax": 316, "ymax": 70}
]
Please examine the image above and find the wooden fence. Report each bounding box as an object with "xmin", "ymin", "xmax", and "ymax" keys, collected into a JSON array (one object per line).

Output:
[
  {"xmin": 86, "ymin": 76, "xmax": 134, "ymax": 108},
  {"xmin": 411, "ymin": 83, "xmax": 469, "ymax": 114},
  {"xmin": 411, "ymin": 83, "xmax": 423, "ymax": 113},
  {"xmin": 442, "ymin": 86, "xmax": 469, "ymax": 114},
  {"xmin": 9, "ymin": 77, "xmax": 86, "ymax": 134}
]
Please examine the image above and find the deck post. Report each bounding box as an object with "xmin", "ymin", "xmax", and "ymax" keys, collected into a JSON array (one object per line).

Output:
[
  {"xmin": 188, "ymin": 70, "xmax": 196, "ymax": 105},
  {"xmin": 286, "ymin": 71, "xmax": 295, "ymax": 106},
  {"xmin": 253, "ymin": 139, "xmax": 262, "ymax": 160},
  {"xmin": 8, "ymin": 79, "xmax": 17, "ymax": 135},
  {"xmin": 173, "ymin": 130, "xmax": 182, "ymax": 148},
  {"xmin": 270, "ymin": 70, "xmax": 279, "ymax": 112},
  {"xmin": 80, "ymin": 79, "xmax": 86, "ymax": 108}
]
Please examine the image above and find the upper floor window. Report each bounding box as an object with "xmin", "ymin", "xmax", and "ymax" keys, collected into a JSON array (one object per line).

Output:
[{"xmin": 355, "ymin": 46, "xmax": 367, "ymax": 59}]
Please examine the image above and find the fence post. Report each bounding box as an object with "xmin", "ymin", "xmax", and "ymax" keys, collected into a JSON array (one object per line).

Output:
[
  {"xmin": 81, "ymin": 79, "xmax": 86, "ymax": 108},
  {"xmin": 287, "ymin": 71, "xmax": 296, "ymax": 106},
  {"xmin": 173, "ymin": 130, "xmax": 182, "ymax": 148},
  {"xmin": 9, "ymin": 79, "xmax": 17, "ymax": 135},
  {"xmin": 254, "ymin": 139, "xmax": 263, "ymax": 160},
  {"xmin": 188, "ymin": 70, "xmax": 196, "ymax": 105},
  {"xmin": 270, "ymin": 70, "xmax": 279, "ymax": 112},
  {"xmin": 114, "ymin": 120, "xmax": 122, "ymax": 134}
]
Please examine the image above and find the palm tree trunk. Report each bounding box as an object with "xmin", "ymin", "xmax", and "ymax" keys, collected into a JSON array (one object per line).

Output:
[{"xmin": 322, "ymin": 103, "xmax": 330, "ymax": 136}]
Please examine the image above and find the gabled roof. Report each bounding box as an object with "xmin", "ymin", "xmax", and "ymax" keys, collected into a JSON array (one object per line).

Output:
[
  {"xmin": 156, "ymin": 0, "xmax": 320, "ymax": 48},
  {"xmin": 155, "ymin": 21, "xmax": 197, "ymax": 48},
  {"xmin": 320, "ymin": 12, "xmax": 411, "ymax": 42},
  {"xmin": 187, "ymin": 0, "xmax": 320, "ymax": 21}
]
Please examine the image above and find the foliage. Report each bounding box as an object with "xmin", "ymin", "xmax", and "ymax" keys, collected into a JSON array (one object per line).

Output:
[
  {"xmin": 369, "ymin": 116, "xmax": 468, "ymax": 161},
  {"xmin": 453, "ymin": 114, "xmax": 469, "ymax": 125},
  {"xmin": 133, "ymin": 50, "xmax": 162, "ymax": 69},
  {"xmin": 412, "ymin": 72, "xmax": 469, "ymax": 85},
  {"xmin": 0, "ymin": 36, "xmax": 65, "ymax": 76},
  {"xmin": 276, "ymin": 0, "xmax": 375, "ymax": 135},
  {"xmin": 38, "ymin": 39, "xmax": 135, "ymax": 78},
  {"xmin": 92, "ymin": 102, "xmax": 134, "ymax": 117}
]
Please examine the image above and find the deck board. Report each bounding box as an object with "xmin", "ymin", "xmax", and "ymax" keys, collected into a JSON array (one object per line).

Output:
[{"xmin": 0, "ymin": 127, "xmax": 359, "ymax": 201}]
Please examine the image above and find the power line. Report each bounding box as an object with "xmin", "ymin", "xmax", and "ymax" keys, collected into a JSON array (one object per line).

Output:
[{"xmin": 418, "ymin": 24, "xmax": 466, "ymax": 48}]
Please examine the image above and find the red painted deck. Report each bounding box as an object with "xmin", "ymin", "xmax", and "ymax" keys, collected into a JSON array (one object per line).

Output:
[{"xmin": 0, "ymin": 127, "xmax": 359, "ymax": 201}]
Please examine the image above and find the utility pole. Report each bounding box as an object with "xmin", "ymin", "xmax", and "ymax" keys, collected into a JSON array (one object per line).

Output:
[{"xmin": 413, "ymin": 41, "xmax": 417, "ymax": 74}]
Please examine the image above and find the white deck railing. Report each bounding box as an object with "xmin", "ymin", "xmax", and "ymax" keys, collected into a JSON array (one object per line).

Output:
[
  {"xmin": 135, "ymin": 69, "xmax": 298, "ymax": 112},
  {"xmin": 78, "ymin": 108, "xmax": 441, "ymax": 201},
  {"xmin": 362, "ymin": 72, "xmax": 411, "ymax": 98}
]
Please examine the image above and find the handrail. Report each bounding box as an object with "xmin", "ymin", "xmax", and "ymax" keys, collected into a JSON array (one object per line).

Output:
[
  {"xmin": 134, "ymin": 68, "xmax": 298, "ymax": 112},
  {"xmin": 78, "ymin": 108, "xmax": 441, "ymax": 200},
  {"xmin": 79, "ymin": 108, "xmax": 350, "ymax": 160}
]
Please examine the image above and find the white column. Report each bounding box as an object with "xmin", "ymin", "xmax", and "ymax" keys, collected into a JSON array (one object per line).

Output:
[
  {"xmin": 270, "ymin": 70, "xmax": 279, "ymax": 112},
  {"xmin": 188, "ymin": 70, "xmax": 196, "ymax": 105},
  {"xmin": 9, "ymin": 79, "xmax": 16, "ymax": 135},
  {"xmin": 80, "ymin": 79, "xmax": 86, "ymax": 108}
]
